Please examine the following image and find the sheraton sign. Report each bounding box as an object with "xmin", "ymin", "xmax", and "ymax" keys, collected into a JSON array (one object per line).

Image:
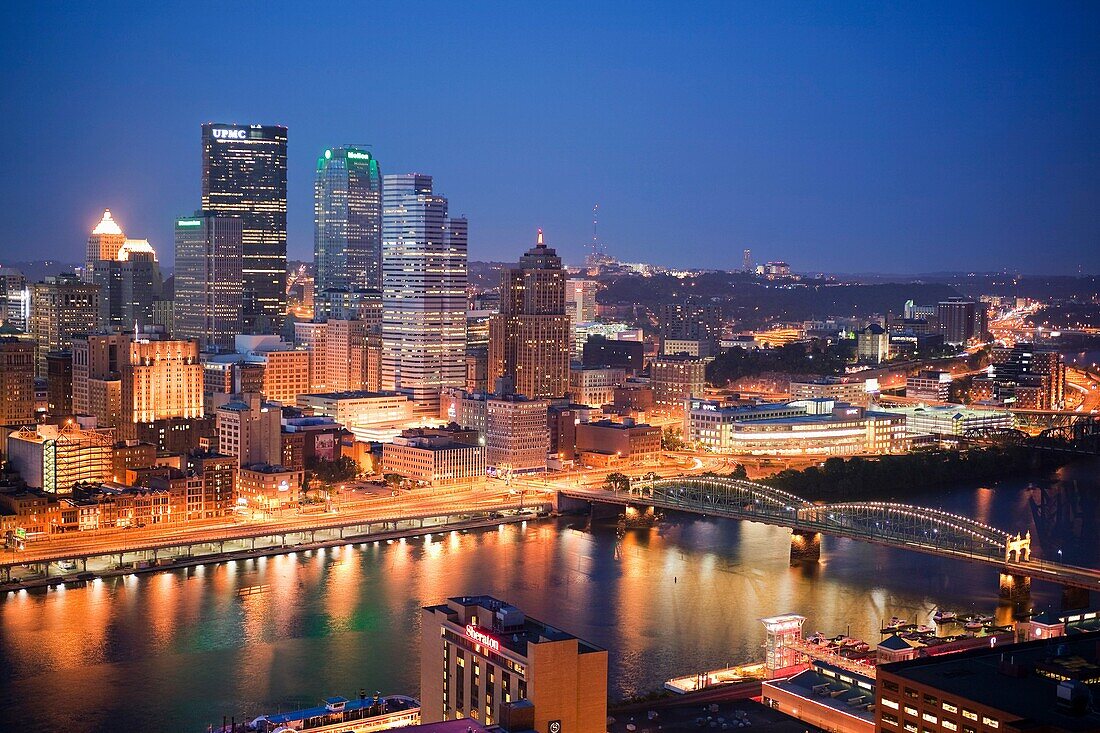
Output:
[{"xmin": 465, "ymin": 624, "xmax": 500, "ymax": 652}]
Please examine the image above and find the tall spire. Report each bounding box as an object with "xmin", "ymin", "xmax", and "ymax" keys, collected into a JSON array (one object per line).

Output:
[{"xmin": 536, "ymin": 228, "xmax": 544, "ymax": 247}]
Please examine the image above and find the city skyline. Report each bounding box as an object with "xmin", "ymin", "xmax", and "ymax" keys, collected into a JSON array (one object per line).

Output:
[{"xmin": 2, "ymin": 3, "xmax": 1099, "ymax": 274}]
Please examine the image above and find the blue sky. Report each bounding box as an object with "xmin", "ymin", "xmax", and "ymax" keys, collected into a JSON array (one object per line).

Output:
[{"xmin": 1, "ymin": 1, "xmax": 1097, "ymax": 273}]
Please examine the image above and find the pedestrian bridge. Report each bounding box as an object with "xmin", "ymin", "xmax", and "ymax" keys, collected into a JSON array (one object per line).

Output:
[{"xmin": 560, "ymin": 476, "xmax": 1100, "ymax": 595}]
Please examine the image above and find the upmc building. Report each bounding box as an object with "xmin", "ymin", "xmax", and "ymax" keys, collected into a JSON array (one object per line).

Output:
[{"xmin": 201, "ymin": 122, "xmax": 287, "ymax": 335}]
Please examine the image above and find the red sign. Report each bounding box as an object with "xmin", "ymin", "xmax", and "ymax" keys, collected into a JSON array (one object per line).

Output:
[{"xmin": 465, "ymin": 624, "xmax": 500, "ymax": 652}]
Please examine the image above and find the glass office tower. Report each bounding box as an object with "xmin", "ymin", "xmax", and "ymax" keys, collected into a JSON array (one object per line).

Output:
[
  {"xmin": 381, "ymin": 174, "xmax": 468, "ymax": 415},
  {"xmin": 314, "ymin": 146, "xmax": 383, "ymax": 297},
  {"xmin": 201, "ymin": 123, "xmax": 287, "ymax": 334},
  {"xmin": 173, "ymin": 213, "xmax": 244, "ymax": 351}
]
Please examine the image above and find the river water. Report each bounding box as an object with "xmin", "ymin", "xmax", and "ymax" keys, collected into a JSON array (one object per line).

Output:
[{"xmin": 2, "ymin": 460, "xmax": 1097, "ymax": 733}]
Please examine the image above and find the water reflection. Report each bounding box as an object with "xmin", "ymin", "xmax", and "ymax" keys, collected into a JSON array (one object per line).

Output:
[{"xmin": 1, "ymin": 467, "xmax": 1097, "ymax": 732}]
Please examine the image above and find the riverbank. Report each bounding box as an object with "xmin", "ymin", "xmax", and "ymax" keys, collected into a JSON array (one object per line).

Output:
[
  {"xmin": 0, "ymin": 511, "xmax": 549, "ymax": 594},
  {"xmin": 760, "ymin": 446, "xmax": 1075, "ymax": 502}
]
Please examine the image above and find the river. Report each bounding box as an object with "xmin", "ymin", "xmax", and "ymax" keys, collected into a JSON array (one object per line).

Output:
[{"xmin": 2, "ymin": 460, "xmax": 1097, "ymax": 733}]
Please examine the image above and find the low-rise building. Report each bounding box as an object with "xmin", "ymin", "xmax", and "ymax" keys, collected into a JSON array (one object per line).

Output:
[
  {"xmin": 568, "ymin": 366, "xmax": 626, "ymax": 407},
  {"xmin": 575, "ymin": 418, "xmax": 661, "ymax": 467},
  {"xmin": 887, "ymin": 404, "xmax": 1015, "ymax": 439},
  {"xmin": 382, "ymin": 428, "xmax": 485, "ymax": 487},
  {"xmin": 6, "ymin": 423, "xmax": 114, "ymax": 494},
  {"xmin": 237, "ymin": 463, "xmax": 302, "ymax": 512},
  {"xmin": 686, "ymin": 398, "xmax": 908, "ymax": 456},
  {"xmin": 297, "ymin": 390, "xmax": 412, "ymax": 442},
  {"xmin": 906, "ymin": 370, "xmax": 952, "ymax": 402},
  {"xmin": 789, "ymin": 376, "xmax": 874, "ymax": 405}
]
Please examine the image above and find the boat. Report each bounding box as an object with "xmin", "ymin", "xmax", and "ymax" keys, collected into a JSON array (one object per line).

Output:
[
  {"xmin": 915, "ymin": 624, "xmax": 935, "ymax": 634},
  {"xmin": 238, "ymin": 693, "xmax": 420, "ymax": 733},
  {"xmin": 964, "ymin": 620, "xmax": 984, "ymax": 631},
  {"xmin": 932, "ymin": 609, "xmax": 957, "ymax": 624}
]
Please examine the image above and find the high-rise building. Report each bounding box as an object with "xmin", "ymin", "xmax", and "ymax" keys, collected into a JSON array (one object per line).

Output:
[
  {"xmin": 216, "ymin": 393, "xmax": 282, "ymax": 467},
  {"xmin": 201, "ymin": 123, "xmax": 287, "ymax": 333},
  {"xmin": 651, "ymin": 354, "xmax": 707, "ymax": 415},
  {"xmin": 45, "ymin": 350, "xmax": 74, "ymax": 416},
  {"xmin": 420, "ymin": 595, "xmax": 608, "ymax": 730},
  {"xmin": 30, "ymin": 273, "xmax": 100, "ymax": 376},
  {"xmin": 92, "ymin": 239, "xmax": 164, "ymax": 333},
  {"xmin": 936, "ymin": 298, "xmax": 984, "ymax": 345},
  {"xmin": 0, "ymin": 268, "xmax": 30, "ymax": 332},
  {"xmin": 314, "ymin": 146, "xmax": 383, "ymax": 292},
  {"xmin": 856, "ymin": 323, "xmax": 890, "ymax": 363},
  {"xmin": 488, "ymin": 230, "xmax": 571, "ymax": 399},
  {"xmin": 86, "ymin": 209, "xmax": 126, "ymax": 276},
  {"xmin": 742, "ymin": 248, "xmax": 752, "ymax": 272},
  {"xmin": 381, "ymin": 174, "xmax": 467, "ymax": 414},
  {"xmin": 72, "ymin": 334, "xmax": 204, "ymax": 438},
  {"xmin": 0, "ymin": 336, "xmax": 36, "ymax": 425},
  {"xmin": 658, "ymin": 298, "xmax": 722, "ymax": 356},
  {"xmin": 173, "ymin": 213, "xmax": 244, "ymax": 351},
  {"xmin": 565, "ymin": 278, "xmax": 598, "ymax": 324}
]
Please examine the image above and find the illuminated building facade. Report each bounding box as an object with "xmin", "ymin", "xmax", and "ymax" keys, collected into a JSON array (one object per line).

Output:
[
  {"xmin": 201, "ymin": 123, "xmax": 287, "ymax": 333},
  {"xmin": 0, "ymin": 336, "xmax": 36, "ymax": 424},
  {"xmin": 314, "ymin": 146, "xmax": 383, "ymax": 292},
  {"xmin": 92, "ymin": 238, "xmax": 163, "ymax": 332},
  {"xmin": 383, "ymin": 428, "xmax": 485, "ymax": 487},
  {"xmin": 658, "ymin": 298, "xmax": 722, "ymax": 356},
  {"xmin": 651, "ymin": 354, "xmax": 707, "ymax": 415},
  {"xmin": 789, "ymin": 376, "xmax": 874, "ymax": 405},
  {"xmin": 30, "ymin": 273, "xmax": 100, "ymax": 376},
  {"xmin": 237, "ymin": 463, "xmax": 302, "ymax": 512},
  {"xmin": 856, "ymin": 323, "xmax": 890, "ymax": 363},
  {"xmin": 876, "ymin": 631, "xmax": 1100, "ymax": 733},
  {"xmin": 173, "ymin": 213, "xmax": 244, "ymax": 350},
  {"xmin": 488, "ymin": 230, "xmax": 571, "ymax": 399},
  {"xmin": 85, "ymin": 209, "xmax": 126, "ymax": 275},
  {"xmin": 686, "ymin": 398, "xmax": 908, "ymax": 456},
  {"xmin": 381, "ymin": 173, "xmax": 467, "ymax": 415},
  {"xmin": 296, "ymin": 390, "xmax": 412, "ymax": 442},
  {"xmin": 0, "ymin": 267, "xmax": 30, "ymax": 332},
  {"xmin": 905, "ymin": 370, "xmax": 952, "ymax": 402},
  {"xmin": 72, "ymin": 334, "xmax": 203, "ymax": 438},
  {"xmin": 420, "ymin": 595, "xmax": 608, "ymax": 731},
  {"xmin": 575, "ymin": 418, "xmax": 660, "ymax": 467},
  {"xmin": 565, "ymin": 278, "xmax": 598, "ymax": 324},
  {"xmin": 6, "ymin": 423, "xmax": 114, "ymax": 494},
  {"xmin": 568, "ymin": 366, "xmax": 626, "ymax": 407},
  {"xmin": 216, "ymin": 393, "xmax": 282, "ymax": 467},
  {"xmin": 485, "ymin": 394, "xmax": 550, "ymax": 473}
]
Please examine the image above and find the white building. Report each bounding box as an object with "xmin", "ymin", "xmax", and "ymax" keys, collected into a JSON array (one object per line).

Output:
[{"xmin": 381, "ymin": 174, "xmax": 467, "ymax": 415}]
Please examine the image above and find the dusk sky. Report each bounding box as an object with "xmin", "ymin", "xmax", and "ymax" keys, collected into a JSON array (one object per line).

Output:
[{"xmin": 2, "ymin": 1, "xmax": 1098, "ymax": 274}]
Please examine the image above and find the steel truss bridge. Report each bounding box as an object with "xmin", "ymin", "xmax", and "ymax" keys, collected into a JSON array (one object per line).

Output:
[
  {"xmin": 561, "ymin": 476, "xmax": 1100, "ymax": 592},
  {"xmin": 964, "ymin": 415, "xmax": 1100, "ymax": 455}
]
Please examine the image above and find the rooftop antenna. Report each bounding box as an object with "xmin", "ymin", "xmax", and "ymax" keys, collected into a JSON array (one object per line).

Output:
[{"xmin": 592, "ymin": 203, "xmax": 600, "ymax": 257}]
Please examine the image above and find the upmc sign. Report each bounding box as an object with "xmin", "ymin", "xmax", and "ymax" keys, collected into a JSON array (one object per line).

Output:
[
  {"xmin": 465, "ymin": 624, "xmax": 500, "ymax": 652},
  {"xmin": 212, "ymin": 128, "xmax": 247, "ymax": 140}
]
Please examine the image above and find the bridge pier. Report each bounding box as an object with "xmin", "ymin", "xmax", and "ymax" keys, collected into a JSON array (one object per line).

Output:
[
  {"xmin": 790, "ymin": 531, "xmax": 821, "ymax": 564},
  {"xmin": 999, "ymin": 573, "xmax": 1031, "ymax": 603},
  {"xmin": 1062, "ymin": 585, "xmax": 1091, "ymax": 611}
]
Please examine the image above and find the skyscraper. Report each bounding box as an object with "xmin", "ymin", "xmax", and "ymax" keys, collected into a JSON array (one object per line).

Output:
[
  {"xmin": 201, "ymin": 123, "xmax": 287, "ymax": 333},
  {"xmin": 566, "ymin": 278, "xmax": 598, "ymax": 323},
  {"xmin": 30, "ymin": 273, "xmax": 100, "ymax": 375},
  {"xmin": 314, "ymin": 146, "xmax": 383, "ymax": 296},
  {"xmin": 86, "ymin": 209, "xmax": 126, "ymax": 276},
  {"xmin": 92, "ymin": 239, "xmax": 164, "ymax": 333},
  {"xmin": 173, "ymin": 213, "xmax": 244, "ymax": 351},
  {"xmin": 381, "ymin": 174, "xmax": 467, "ymax": 414},
  {"xmin": 488, "ymin": 230, "xmax": 571, "ymax": 399},
  {"xmin": 0, "ymin": 336, "xmax": 36, "ymax": 425}
]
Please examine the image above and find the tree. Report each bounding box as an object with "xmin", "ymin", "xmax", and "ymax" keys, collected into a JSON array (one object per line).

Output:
[
  {"xmin": 604, "ymin": 472, "xmax": 630, "ymax": 492},
  {"xmin": 662, "ymin": 426, "xmax": 686, "ymax": 451},
  {"xmin": 730, "ymin": 463, "xmax": 748, "ymax": 480},
  {"xmin": 306, "ymin": 455, "xmax": 359, "ymax": 483}
]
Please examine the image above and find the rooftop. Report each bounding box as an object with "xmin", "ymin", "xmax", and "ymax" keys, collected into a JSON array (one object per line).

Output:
[
  {"xmin": 301, "ymin": 390, "xmax": 406, "ymax": 401},
  {"xmin": 763, "ymin": 659, "xmax": 876, "ymax": 725},
  {"xmin": 880, "ymin": 630, "xmax": 1100, "ymax": 731}
]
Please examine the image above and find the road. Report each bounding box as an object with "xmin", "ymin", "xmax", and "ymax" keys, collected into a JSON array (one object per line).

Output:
[{"xmin": 3, "ymin": 485, "xmax": 545, "ymax": 568}]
